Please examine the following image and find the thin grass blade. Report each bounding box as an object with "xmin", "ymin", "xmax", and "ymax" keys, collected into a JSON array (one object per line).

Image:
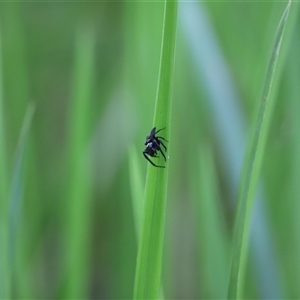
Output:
[
  {"xmin": 62, "ymin": 25, "xmax": 95, "ymax": 299},
  {"xmin": 228, "ymin": 2, "xmax": 291, "ymax": 298},
  {"xmin": 0, "ymin": 28, "xmax": 10, "ymax": 299},
  {"xmin": 285, "ymin": 31, "xmax": 300, "ymax": 297},
  {"xmin": 8, "ymin": 104, "xmax": 35, "ymax": 297},
  {"xmin": 195, "ymin": 143, "xmax": 229, "ymax": 298},
  {"xmin": 133, "ymin": 0, "xmax": 178, "ymax": 299},
  {"xmin": 128, "ymin": 146, "xmax": 144, "ymax": 240}
]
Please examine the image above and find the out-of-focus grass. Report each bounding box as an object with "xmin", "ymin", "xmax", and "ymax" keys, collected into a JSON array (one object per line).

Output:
[
  {"xmin": 8, "ymin": 104, "xmax": 35, "ymax": 298},
  {"xmin": 0, "ymin": 26, "xmax": 9, "ymax": 300},
  {"xmin": 0, "ymin": 1, "xmax": 299, "ymax": 299},
  {"xmin": 61, "ymin": 25, "xmax": 95, "ymax": 299},
  {"xmin": 128, "ymin": 146, "xmax": 144, "ymax": 239},
  {"xmin": 228, "ymin": 2, "xmax": 291, "ymax": 298},
  {"xmin": 287, "ymin": 35, "xmax": 300, "ymax": 297},
  {"xmin": 194, "ymin": 143, "xmax": 229, "ymax": 298}
]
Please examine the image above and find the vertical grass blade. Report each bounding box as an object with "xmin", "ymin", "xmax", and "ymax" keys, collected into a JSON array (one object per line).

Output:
[
  {"xmin": 0, "ymin": 27, "xmax": 10, "ymax": 299},
  {"xmin": 133, "ymin": 0, "xmax": 177, "ymax": 299},
  {"xmin": 228, "ymin": 2, "xmax": 291, "ymax": 299},
  {"xmin": 289, "ymin": 38, "xmax": 300, "ymax": 297},
  {"xmin": 62, "ymin": 26, "xmax": 95, "ymax": 299},
  {"xmin": 180, "ymin": 3, "xmax": 284, "ymax": 297},
  {"xmin": 128, "ymin": 146, "xmax": 144, "ymax": 240},
  {"xmin": 282, "ymin": 13, "xmax": 300, "ymax": 294},
  {"xmin": 8, "ymin": 104, "xmax": 35, "ymax": 297},
  {"xmin": 195, "ymin": 143, "xmax": 229, "ymax": 298}
]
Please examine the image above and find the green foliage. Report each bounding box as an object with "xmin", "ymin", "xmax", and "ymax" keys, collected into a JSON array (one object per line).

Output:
[
  {"xmin": 228, "ymin": 2, "xmax": 292, "ymax": 298},
  {"xmin": 0, "ymin": 27, "xmax": 9, "ymax": 300},
  {"xmin": 62, "ymin": 25, "xmax": 95, "ymax": 299},
  {"xmin": 133, "ymin": 1, "xmax": 177, "ymax": 298},
  {"xmin": 0, "ymin": 1, "xmax": 299, "ymax": 299},
  {"xmin": 193, "ymin": 143, "xmax": 229, "ymax": 298}
]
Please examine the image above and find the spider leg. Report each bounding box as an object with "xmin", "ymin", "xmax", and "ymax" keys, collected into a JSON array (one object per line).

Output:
[
  {"xmin": 156, "ymin": 136, "xmax": 168, "ymax": 142},
  {"xmin": 153, "ymin": 140, "xmax": 167, "ymax": 161},
  {"xmin": 155, "ymin": 127, "xmax": 166, "ymax": 135},
  {"xmin": 158, "ymin": 147, "xmax": 167, "ymax": 161},
  {"xmin": 143, "ymin": 153, "xmax": 165, "ymax": 168},
  {"xmin": 158, "ymin": 140, "xmax": 167, "ymax": 152}
]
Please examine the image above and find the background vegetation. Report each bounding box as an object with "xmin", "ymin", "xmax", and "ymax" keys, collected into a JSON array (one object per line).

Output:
[{"xmin": 0, "ymin": 1, "xmax": 299, "ymax": 299}]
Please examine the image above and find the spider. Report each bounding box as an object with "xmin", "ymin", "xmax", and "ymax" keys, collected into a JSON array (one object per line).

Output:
[{"xmin": 143, "ymin": 127, "xmax": 168, "ymax": 168}]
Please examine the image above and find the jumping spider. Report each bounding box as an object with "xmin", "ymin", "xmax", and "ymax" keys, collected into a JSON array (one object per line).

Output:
[{"xmin": 143, "ymin": 127, "xmax": 168, "ymax": 168}]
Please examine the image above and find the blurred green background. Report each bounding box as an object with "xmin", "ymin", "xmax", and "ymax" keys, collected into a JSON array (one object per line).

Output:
[{"xmin": 0, "ymin": 1, "xmax": 299, "ymax": 299}]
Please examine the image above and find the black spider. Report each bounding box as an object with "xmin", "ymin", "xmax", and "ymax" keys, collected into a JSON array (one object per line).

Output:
[{"xmin": 143, "ymin": 127, "xmax": 168, "ymax": 168}]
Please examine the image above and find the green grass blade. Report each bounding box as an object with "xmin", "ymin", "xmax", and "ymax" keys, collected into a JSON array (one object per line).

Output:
[
  {"xmin": 0, "ymin": 27, "xmax": 8, "ymax": 212},
  {"xmin": 195, "ymin": 143, "xmax": 229, "ymax": 298},
  {"xmin": 283, "ymin": 19, "xmax": 300, "ymax": 296},
  {"xmin": 8, "ymin": 104, "xmax": 35, "ymax": 298},
  {"xmin": 0, "ymin": 28, "xmax": 10, "ymax": 299},
  {"xmin": 133, "ymin": 0, "xmax": 177, "ymax": 299},
  {"xmin": 228, "ymin": 2, "xmax": 291, "ymax": 299},
  {"xmin": 128, "ymin": 146, "xmax": 144, "ymax": 240},
  {"xmin": 62, "ymin": 25, "xmax": 95, "ymax": 299}
]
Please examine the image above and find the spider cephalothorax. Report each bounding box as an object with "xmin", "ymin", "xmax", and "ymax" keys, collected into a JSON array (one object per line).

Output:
[{"xmin": 143, "ymin": 127, "xmax": 168, "ymax": 168}]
